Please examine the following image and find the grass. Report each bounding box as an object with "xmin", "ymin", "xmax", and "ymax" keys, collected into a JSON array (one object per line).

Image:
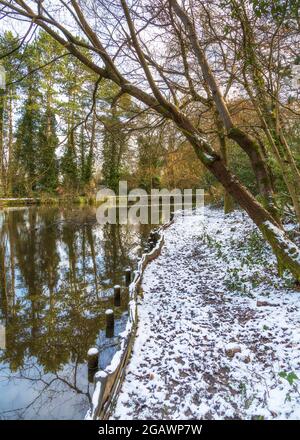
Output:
[{"xmin": 0, "ymin": 195, "xmax": 96, "ymax": 207}]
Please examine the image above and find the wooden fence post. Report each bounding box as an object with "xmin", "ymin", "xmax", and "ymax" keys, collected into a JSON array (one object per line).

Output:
[
  {"xmin": 125, "ymin": 268, "xmax": 131, "ymax": 287},
  {"xmin": 114, "ymin": 285, "xmax": 121, "ymax": 307},
  {"xmin": 106, "ymin": 309, "xmax": 114, "ymax": 338},
  {"xmin": 87, "ymin": 347, "xmax": 99, "ymax": 382}
]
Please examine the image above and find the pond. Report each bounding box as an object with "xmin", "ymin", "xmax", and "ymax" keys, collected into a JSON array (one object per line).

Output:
[{"xmin": 0, "ymin": 205, "xmax": 153, "ymax": 420}]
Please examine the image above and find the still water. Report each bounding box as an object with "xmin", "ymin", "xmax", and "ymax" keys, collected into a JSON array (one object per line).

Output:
[{"xmin": 0, "ymin": 205, "xmax": 152, "ymax": 420}]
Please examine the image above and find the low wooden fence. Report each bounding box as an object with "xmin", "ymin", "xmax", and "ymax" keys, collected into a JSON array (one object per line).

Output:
[{"xmin": 86, "ymin": 220, "xmax": 174, "ymax": 420}]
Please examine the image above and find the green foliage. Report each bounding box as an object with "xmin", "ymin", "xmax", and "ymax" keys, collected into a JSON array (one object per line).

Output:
[
  {"xmin": 0, "ymin": 29, "xmax": 125, "ymax": 197},
  {"xmin": 224, "ymin": 267, "xmax": 249, "ymax": 294},
  {"xmin": 101, "ymin": 113, "xmax": 126, "ymax": 192},
  {"xmin": 36, "ymin": 109, "xmax": 59, "ymax": 193},
  {"xmin": 101, "ymin": 97, "xmax": 132, "ymax": 192},
  {"xmin": 228, "ymin": 143, "xmax": 258, "ymax": 195},
  {"xmin": 250, "ymin": 0, "xmax": 299, "ymax": 20},
  {"xmin": 135, "ymin": 134, "xmax": 165, "ymax": 191},
  {"xmin": 203, "ymin": 223, "xmax": 295, "ymax": 297},
  {"xmin": 61, "ymin": 129, "xmax": 79, "ymax": 190},
  {"xmin": 279, "ymin": 371, "xmax": 299, "ymax": 385},
  {"xmin": 12, "ymin": 36, "xmax": 61, "ymax": 195},
  {"xmin": 14, "ymin": 85, "xmax": 42, "ymax": 193}
]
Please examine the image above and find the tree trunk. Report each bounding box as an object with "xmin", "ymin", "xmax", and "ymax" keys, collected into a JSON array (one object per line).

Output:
[
  {"xmin": 215, "ymin": 115, "xmax": 234, "ymax": 214},
  {"xmin": 173, "ymin": 117, "xmax": 300, "ymax": 279},
  {"xmin": 0, "ymin": 94, "xmax": 5, "ymax": 196},
  {"xmin": 270, "ymin": 125, "xmax": 300, "ymax": 223},
  {"xmin": 6, "ymin": 89, "xmax": 13, "ymax": 196},
  {"xmin": 192, "ymin": 145, "xmax": 300, "ymax": 280},
  {"xmin": 170, "ymin": 0, "xmax": 280, "ymax": 223},
  {"xmin": 265, "ymin": 123, "xmax": 300, "ymax": 224},
  {"xmin": 235, "ymin": 0, "xmax": 300, "ymax": 224}
]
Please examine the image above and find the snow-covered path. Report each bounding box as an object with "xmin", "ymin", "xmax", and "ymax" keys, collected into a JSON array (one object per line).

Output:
[{"xmin": 112, "ymin": 208, "xmax": 300, "ymax": 420}]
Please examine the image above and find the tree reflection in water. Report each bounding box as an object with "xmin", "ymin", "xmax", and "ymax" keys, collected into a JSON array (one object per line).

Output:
[{"xmin": 0, "ymin": 206, "xmax": 151, "ymax": 419}]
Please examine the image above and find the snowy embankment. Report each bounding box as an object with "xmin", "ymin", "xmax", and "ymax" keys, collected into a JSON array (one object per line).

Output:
[{"xmin": 112, "ymin": 208, "xmax": 300, "ymax": 420}]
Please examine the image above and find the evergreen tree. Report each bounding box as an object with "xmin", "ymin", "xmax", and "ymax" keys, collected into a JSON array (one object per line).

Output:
[
  {"xmin": 0, "ymin": 31, "xmax": 21, "ymax": 196},
  {"xmin": 14, "ymin": 81, "xmax": 41, "ymax": 194},
  {"xmin": 36, "ymin": 108, "xmax": 59, "ymax": 193},
  {"xmin": 61, "ymin": 124, "xmax": 79, "ymax": 190},
  {"xmin": 58, "ymin": 56, "xmax": 86, "ymax": 192},
  {"xmin": 101, "ymin": 94, "xmax": 132, "ymax": 192},
  {"xmin": 136, "ymin": 134, "xmax": 164, "ymax": 191},
  {"xmin": 101, "ymin": 111, "xmax": 127, "ymax": 193}
]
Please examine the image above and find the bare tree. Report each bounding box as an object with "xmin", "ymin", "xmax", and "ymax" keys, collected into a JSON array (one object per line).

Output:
[{"xmin": 223, "ymin": 0, "xmax": 300, "ymax": 222}]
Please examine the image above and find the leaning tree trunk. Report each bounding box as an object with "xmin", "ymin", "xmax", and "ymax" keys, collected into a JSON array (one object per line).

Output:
[
  {"xmin": 170, "ymin": 0, "xmax": 281, "ymax": 225},
  {"xmin": 180, "ymin": 126, "xmax": 300, "ymax": 280},
  {"xmin": 0, "ymin": 94, "xmax": 5, "ymax": 196},
  {"xmin": 215, "ymin": 115, "xmax": 235, "ymax": 214},
  {"xmin": 235, "ymin": 1, "xmax": 300, "ymax": 225},
  {"xmin": 204, "ymin": 151, "xmax": 300, "ymax": 280}
]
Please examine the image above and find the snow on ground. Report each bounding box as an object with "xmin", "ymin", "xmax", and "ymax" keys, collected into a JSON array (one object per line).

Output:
[{"xmin": 111, "ymin": 208, "xmax": 300, "ymax": 420}]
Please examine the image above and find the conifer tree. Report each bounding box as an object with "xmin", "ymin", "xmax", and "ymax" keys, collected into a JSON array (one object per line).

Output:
[
  {"xmin": 14, "ymin": 75, "xmax": 41, "ymax": 194},
  {"xmin": 36, "ymin": 108, "xmax": 59, "ymax": 193}
]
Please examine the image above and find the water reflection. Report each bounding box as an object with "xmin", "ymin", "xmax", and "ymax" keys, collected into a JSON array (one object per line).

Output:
[{"xmin": 0, "ymin": 206, "xmax": 151, "ymax": 419}]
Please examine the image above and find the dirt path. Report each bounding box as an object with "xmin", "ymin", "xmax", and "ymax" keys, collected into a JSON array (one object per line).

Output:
[{"xmin": 112, "ymin": 208, "xmax": 300, "ymax": 420}]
